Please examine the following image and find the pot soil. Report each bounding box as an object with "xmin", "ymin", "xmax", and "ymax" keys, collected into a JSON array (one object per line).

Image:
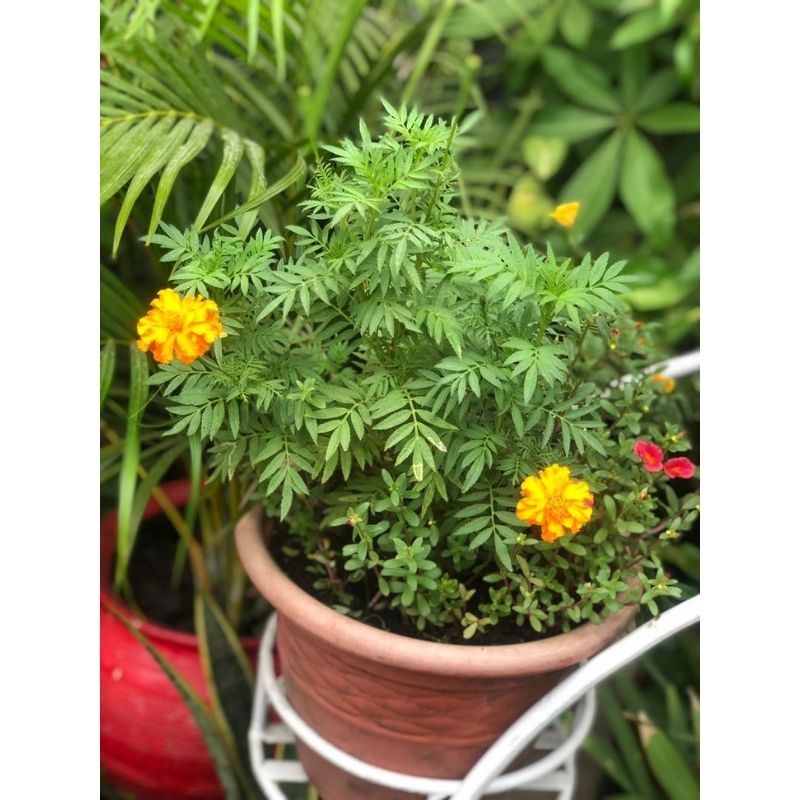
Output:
[
  {"xmin": 236, "ymin": 506, "xmax": 637, "ymax": 800},
  {"xmin": 101, "ymin": 479, "xmax": 259, "ymax": 800}
]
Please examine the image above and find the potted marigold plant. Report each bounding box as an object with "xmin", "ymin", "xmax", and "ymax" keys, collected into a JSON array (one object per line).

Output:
[{"xmin": 136, "ymin": 105, "xmax": 699, "ymax": 800}]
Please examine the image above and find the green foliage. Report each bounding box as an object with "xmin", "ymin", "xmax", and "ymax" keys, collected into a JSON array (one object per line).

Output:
[
  {"xmin": 421, "ymin": 0, "xmax": 700, "ymax": 340},
  {"xmin": 585, "ymin": 630, "xmax": 700, "ymax": 800},
  {"xmin": 100, "ymin": 0, "xmax": 432, "ymax": 256},
  {"xmin": 143, "ymin": 109, "xmax": 698, "ymax": 639}
]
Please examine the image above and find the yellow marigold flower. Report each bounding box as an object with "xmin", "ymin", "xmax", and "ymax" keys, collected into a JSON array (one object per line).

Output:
[
  {"xmin": 650, "ymin": 373, "xmax": 676, "ymax": 393},
  {"xmin": 515, "ymin": 464, "xmax": 594, "ymax": 543},
  {"xmin": 550, "ymin": 201, "xmax": 580, "ymax": 229},
  {"xmin": 136, "ymin": 288, "xmax": 223, "ymax": 365}
]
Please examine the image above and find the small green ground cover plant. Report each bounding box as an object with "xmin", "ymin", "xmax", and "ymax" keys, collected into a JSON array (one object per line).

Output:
[{"xmin": 136, "ymin": 105, "xmax": 698, "ymax": 641}]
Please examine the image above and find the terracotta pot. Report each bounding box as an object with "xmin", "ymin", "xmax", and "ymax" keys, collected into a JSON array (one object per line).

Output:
[
  {"xmin": 235, "ymin": 506, "xmax": 637, "ymax": 800},
  {"xmin": 101, "ymin": 480, "xmax": 260, "ymax": 800}
]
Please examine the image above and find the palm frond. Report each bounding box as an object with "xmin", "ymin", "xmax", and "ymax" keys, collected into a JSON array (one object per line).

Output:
[
  {"xmin": 101, "ymin": 40, "xmax": 275, "ymax": 255},
  {"xmin": 100, "ymin": 1, "xmax": 436, "ymax": 255}
]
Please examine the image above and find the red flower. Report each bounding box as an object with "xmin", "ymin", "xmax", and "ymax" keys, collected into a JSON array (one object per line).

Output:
[
  {"xmin": 633, "ymin": 440, "xmax": 664, "ymax": 472},
  {"xmin": 664, "ymin": 457, "xmax": 696, "ymax": 479}
]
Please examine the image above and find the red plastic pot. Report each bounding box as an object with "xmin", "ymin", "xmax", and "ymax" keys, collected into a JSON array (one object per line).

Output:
[
  {"xmin": 236, "ymin": 506, "xmax": 638, "ymax": 800},
  {"xmin": 101, "ymin": 480, "xmax": 260, "ymax": 800}
]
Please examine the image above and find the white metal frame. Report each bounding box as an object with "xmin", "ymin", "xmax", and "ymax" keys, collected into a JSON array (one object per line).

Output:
[{"xmin": 247, "ymin": 351, "xmax": 701, "ymax": 800}]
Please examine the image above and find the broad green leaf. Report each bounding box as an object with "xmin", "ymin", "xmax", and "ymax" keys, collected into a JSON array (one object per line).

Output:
[
  {"xmin": 660, "ymin": 542, "xmax": 700, "ymax": 582},
  {"xmin": 664, "ymin": 683, "xmax": 691, "ymax": 744},
  {"xmin": 619, "ymin": 129, "xmax": 675, "ymax": 246},
  {"xmin": 611, "ymin": 8, "xmax": 677, "ymax": 50},
  {"xmin": 619, "ymin": 47, "xmax": 650, "ymax": 108},
  {"xmin": 194, "ymin": 128, "xmax": 245, "ymax": 230},
  {"xmin": 689, "ymin": 688, "xmax": 700, "ymax": 743},
  {"xmin": 522, "ymin": 136, "xmax": 568, "ymax": 180},
  {"xmin": 532, "ymin": 107, "xmax": 617, "ymax": 143},
  {"xmin": 624, "ymin": 280, "xmax": 691, "ymax": 311},
  {"xmin": 597, "ymin": 686, "xmax": 660, "ymax": 800},
  {"xmin": 445, "ymin": 0, "xmax": 532, "ymax": 40},
  {"xmin": 639, "ymin": 103, "xmax": 700, "ymax": 134},
  {"xmin": 114, "ymin": 347, "xmax": 149, "ymax": 588},
  {"xmin": 100, "ymin": 341, "xmax": 116, "ymax": 411},
  {"xmin": 632, "ymin": 69, "xmax": 680, "ymax": 113},
  {"xmin": 584, "ymin": 733, "xmax": 636, "ymax": 794},
  {"xmin": 559, "ymin": 130, "xmax": 624, "ymax": 238},
  {"xmin": 195, "ymin": 592, "xmax": 262, "ymax": 799},
  {"xmin": 107, "ymin": 607, "xmax": 243, "ymax": 799},
  {"xmin": 559, "ymin": 0, "xmax": 594, "ymax": 49},
  {"xmin": 641, "ymin": 722, "xmax": 700, "ymax": 800},
  {"xmin": 147, "ymin": 119, "xmax": 214, "ymax": 243},
  {"xmin": 542, "ymin": 47, "xmax": 622, "ymax": 113}
]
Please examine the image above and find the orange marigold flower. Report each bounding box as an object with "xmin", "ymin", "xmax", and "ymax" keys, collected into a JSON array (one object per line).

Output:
[
  {"xmin": 136, "ymin": 288, "xmax": 223, "ymax": 365},
  {"xmin": 664, "ymin": 457, "xmax": 696, "ymax": 479},
  {"xmin": 633, "ymin": 440, "xmax": 664, "ymax": 473},
  {"xmin": 550, "ymin": 201, "xmax": 580, "ymax": 229},
  {"xmin": 650, "ymin": 373, "xmax": 676, "ymax": 393},
  {"xmin": 516, "ymin": 464, "xmax": 594, "ymax": 543}
]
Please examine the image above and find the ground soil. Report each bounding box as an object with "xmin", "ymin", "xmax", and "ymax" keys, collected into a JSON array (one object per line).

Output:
[
  {"xmin": 270, "ymin": 527, "xmax": 544, "ymax": 647},
  {"xmin": 118, "ymin": 513, "xmax": 268, "ymax": 637},
  {"xmin": 123, "ymin": 512, "xmax": 196, "ymax": 632}
]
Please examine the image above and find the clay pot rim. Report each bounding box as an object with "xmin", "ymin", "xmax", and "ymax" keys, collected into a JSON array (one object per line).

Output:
[
  {"xmin": 235, "ymin": 505, "xmax": 638, "ymax": 678},
  {"xmin": 101, "ymin": 478, "xmax": 259, "ymax": 652}
]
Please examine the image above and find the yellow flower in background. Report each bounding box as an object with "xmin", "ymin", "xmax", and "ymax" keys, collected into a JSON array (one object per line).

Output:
[
  {"xmin": 515, "ymin": 464, "xmax": 594, "ymax": 543},
  {"xmin": 650, "ymin": 373, "xmax": 676, "ymax": 393},
  {"xmin": 136, "ymin": 288, "xmax": 223, "ymax": 365},
  {"xmin": 550, "ymin": 201, "xmax": 580, "ymax": 229}
]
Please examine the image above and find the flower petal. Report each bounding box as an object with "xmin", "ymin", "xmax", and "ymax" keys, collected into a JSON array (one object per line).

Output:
[
  {"xmin": 664, "ymin": 457, "xmax": 696, "ymax": 479},
  {"xmin": 633, "ymin": 440, "xmax": 664, "ymax": 472}
]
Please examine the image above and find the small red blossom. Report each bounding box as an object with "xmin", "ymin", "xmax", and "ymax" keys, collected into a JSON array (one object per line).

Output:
[
  {"xmin": 633, "ymin": 440, "xmax": 664, "ymax": 472},
  {"xmin": 664, "ymin": 457, "xmax": 696, "ymax": 479}
]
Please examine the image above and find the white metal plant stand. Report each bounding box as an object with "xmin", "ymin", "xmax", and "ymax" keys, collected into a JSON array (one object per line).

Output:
[{"xmin": 247, "ymin": 351, "xmax": 701, "ymax": 800}]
